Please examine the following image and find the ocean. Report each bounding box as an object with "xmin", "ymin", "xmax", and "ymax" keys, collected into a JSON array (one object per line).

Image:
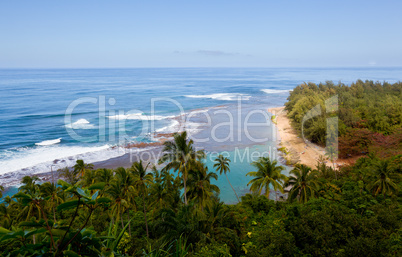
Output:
[{"xmin": 1, "ymin": 67, "xmax": 401, "ymax": 203}]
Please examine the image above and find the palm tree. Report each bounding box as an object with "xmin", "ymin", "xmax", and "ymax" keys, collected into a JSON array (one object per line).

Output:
[
  {"xmin": 368, "ymin": 160, "xmax": 400, "ymax": 196},
  {"xmin": 159, "ymin": 131, "xmax": 205, "ymax": 205},
  {"xmin": 152, "ymin": 204, "xmax": 203, "ymax": 245},
  {"xmin": 149, "ymin": 167, "xmax": 175, "ymax": 213},
  {"xmin": 1, "ymin": 196, "xmax": 18, "ymax": 229},
  {"xmin": 16, "ymin": 176, "xmax": 55, "ymax": 246},
  {"xmin": 79, "ymin": 169, "xmax": 97, "ymax": 187},
  {"xmin": 114, "ymin": 167, "xmax": 136, "ymax": 234},
  {"xmin": 130, "ymin": 160, "xmax": 153, "ymax": 238},
  {"xmin": 186, "ymin": 161, "xmax": 220, "ymax": 210},
  {"xmin": 19, "ymin": 176, "xmax": 40, "ymax": 195},
  {"xmin": 58, "ymin": 167, "xmax": 79, "ymax": 185},
  {"xmin": 286, "ymin": 164, "xmax": 321, "ymax": 203},
  {"xmin": 214, "ymin": 154, "xmax": 240, "ymax": 203},
  {"xmin": 73, "ymin": 159, "xmax": 94, "ymax": 177},
  {"xmin": 95, "ymin": 168, "xmax": 114, "ymax": 185},
  {"xmin": 106, "ymin": 181, "xmax": 128, "ymax": 230},
  {"xmin": 39, "ymin": 182, "xmax": 63, "ymax": 222},
  {"xmin": 150, "ymin": 181, "xmax": 168, "ymax": 213},
  {"xmin": 161, "ymin": 168, "xmax": 182, "ymax": 209},
  {"xmin": 0, "ymin": 203, "xmax": 12, "ymax": 229},
  {"xmin": 205, "ymin": 200, "xmax": 228, "ymax": 237},
  {"xmin": 247, "ymin": 157, "xmax": 287, "ymax": 200}
]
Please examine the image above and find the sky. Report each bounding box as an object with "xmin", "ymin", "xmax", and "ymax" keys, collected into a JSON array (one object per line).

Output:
[{"xmin": 1, "ymin": 0, "xmax": 402, "ymax": 68}]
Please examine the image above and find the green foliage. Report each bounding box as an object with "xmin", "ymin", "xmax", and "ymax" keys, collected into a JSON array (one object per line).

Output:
[
  {"xmin": 0, "ymin": 128, "xmax": 401, "ymax": 256},
  {"xmin": 159, "ymin": 131, "xmax": 206, "ymax": 205},
  {"xmin": 214, "ymin": 154, "xmax": 240, "ymax": 203},
  {"xmin": 270, "ymin": 115, "xmax": 277, "ymax": 125},
  {"xmin": 247, "ymin": 157, "xmax": 287, "ymax": 200},
  {"xmin": 285, "ymin": 80, "xmax": 402, "ymax": 158},
  {"xmin": 286, "ymin": 164, "xmax": 321, "ymax": 203},
  {"xmin": 194, "ymin": 241, "xmax": 232, "ymax": 256},
  {"xmin": 277, "ymin": 146, "xmax": 288, "ymax": 155}
]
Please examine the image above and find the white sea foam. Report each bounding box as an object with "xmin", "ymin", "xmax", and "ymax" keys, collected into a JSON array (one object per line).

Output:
[
  {"xmin": 106, "ymin": 114, "xmax": 136, "ymax": 120},
  {"xmin": 107, "ymin": 113, "xmax": 175, "ymax": 121},
  {"xmin": 181, "ymin": 121, "xmax": 203, "ymax": 135},
  {"xmin": 65, "ymin": 119, "xmax": 96, "ymax": 129},
  {"xmin": 185, "ymin": 106, "xmax": 228, "ymax": 117},
  {"xmin": 185, "ymin": 93, "xmax": 250, "ymax": 101},
  {"xmin": 156, "ymin": 120, "xmax": 180, "ymax": 133},
  {"xmin": 155, "ymin": 119, "xmax": 203, "ymax": 136},
  {"xmin": 187, "ymin": 109, "xmax": 209, "ymax": 115},
  {"xmin": 35, "ymin": 138, "xmax": 61, "ymax": 146},
  {"xmin": 261, "ymin": 89, "xmax": 292, "ymax": 94},
  {"xmin": 0, "ymin": 144, "xmax": 126, "ymax": 177}
]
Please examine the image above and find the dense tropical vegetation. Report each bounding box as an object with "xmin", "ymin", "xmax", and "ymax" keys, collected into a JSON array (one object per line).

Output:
[
  {"xmin": 285, "ymin": 80, "xmax": 402, "ymax": 158},
  {"xmin": 0, "ymin": 81, "xmax": 401, "ymax": 256},
  {"xmin": 0, "ymin": 134, "xmax": 400, "ymax": 256}
]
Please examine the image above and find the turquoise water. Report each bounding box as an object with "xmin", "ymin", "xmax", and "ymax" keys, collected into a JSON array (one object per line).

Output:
[
  {"xmin": 1, "ymin": 67, "xmax": 401, "ymax": 202},
  {"xmin": 205, "ymin": 144, "xmax": 292, "ymax": 204}
]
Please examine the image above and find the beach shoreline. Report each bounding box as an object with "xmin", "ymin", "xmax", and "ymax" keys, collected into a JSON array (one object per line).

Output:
[
  {"xmin": 268, "ymin": 106, "xmax": 327, "ymax": 168},
  {"xmin": 0, "ymin": 103, "xmax": 275, "ymax": 191},
  {"xmin": 268, "ymin": 106, "xmax": 357, "ymax": 169}
]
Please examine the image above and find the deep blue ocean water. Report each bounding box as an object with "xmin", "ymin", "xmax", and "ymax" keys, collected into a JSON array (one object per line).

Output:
[{"xmin": 1, "ymin": 67, "xmax": 401, "ymax": 202}]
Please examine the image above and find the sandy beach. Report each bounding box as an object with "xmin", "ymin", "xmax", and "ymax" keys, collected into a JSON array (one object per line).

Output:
[
  {"xmin": 268, "ymin": 106, "xmax": 358, "ymax": 169},
  {"xmin": 268, "ymin": 106, "xmax": 327, "ymax": 168}
]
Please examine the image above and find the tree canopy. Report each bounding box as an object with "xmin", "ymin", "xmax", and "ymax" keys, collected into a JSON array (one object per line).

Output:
[{"xmin": 285, "ymin": 80, "xmax": 402, "ymax": 158}]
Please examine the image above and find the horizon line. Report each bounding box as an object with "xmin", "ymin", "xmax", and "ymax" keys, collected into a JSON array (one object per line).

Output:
[{"xmin": 1, "ymin": 66, "xmax": 402, "ymax": 70}]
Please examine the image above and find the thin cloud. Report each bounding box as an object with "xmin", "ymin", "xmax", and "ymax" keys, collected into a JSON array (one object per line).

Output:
[{"xmin": 196, "ymin": 50, "xmax": 239, "ymax": 56}]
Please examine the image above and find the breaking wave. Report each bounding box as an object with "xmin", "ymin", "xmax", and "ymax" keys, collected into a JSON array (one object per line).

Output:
[
  {"xmin": 261, "ymin": 89, "xmax": 292, "ymax": 94},
  {"xmin": 185, "ymin": 93, "xmax": 250, "ymax": 101},
  {"xmin": 35, "ymin": 138, "xmax": 61, "ymax": 146}
]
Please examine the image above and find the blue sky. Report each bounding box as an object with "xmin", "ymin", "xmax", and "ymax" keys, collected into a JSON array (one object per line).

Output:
[{"xmin": 1, "ymin": 0, "xmax": 401, "ymax": 68}]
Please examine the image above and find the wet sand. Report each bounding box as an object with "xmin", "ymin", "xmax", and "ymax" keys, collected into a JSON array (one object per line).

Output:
[{"xmin": 93, "ymin": 146, "xmax": 163, "ymax": 170}]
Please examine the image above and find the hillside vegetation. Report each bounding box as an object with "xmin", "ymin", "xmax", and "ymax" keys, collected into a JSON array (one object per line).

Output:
[{"xmin": 285, "ymin": 80, "xmax": 402, "ymax": 158}]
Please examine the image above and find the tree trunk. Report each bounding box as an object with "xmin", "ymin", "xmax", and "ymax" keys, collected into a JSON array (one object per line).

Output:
[
  {"xmin": 265, "ymin": 186, "xmax": 270, "ymax": 199},
  {"xmin": 127, "ymin": 209, "xmax": 132, "ymax": 236},
  {"xmin": 53, "ymin": 205, "xmax": 57, "ymax": 223},
  {"xmin": 333, "ymin": 161, "xmax": 337, "ymax": 180},
  {"xmin": 183, "ymin": 173, "xmax": 188, "ymax": 205},
  {"xmin": 226, "ymin": 174, "xmax": 240, "ymax": 203},
  {"xmin": 26, "ymin": 205, "xmax": 33, "ymax": 221},
  {"xmin": 40, "ymin": 206, "xmax": 56, "ymax": 251},
  {"xmin": 52, "ymin": 196, "xmax": 57, "ymax": 223},
  {"xmin": 120, "ymin": 210, "xmax": 124, "ymax": 230},
  {"xmin": 143, "ymin": 193, "xmax": 149, "ymax": 238}
]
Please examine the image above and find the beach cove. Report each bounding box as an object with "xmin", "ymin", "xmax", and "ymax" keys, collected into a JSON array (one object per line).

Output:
[
  {"xmin": 269, "ymin": 106, "xmax": 362, "ymax": 169},
  {"xmin": 1, "ymin": 68, "xmax": 402, "ymax": 202}
]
